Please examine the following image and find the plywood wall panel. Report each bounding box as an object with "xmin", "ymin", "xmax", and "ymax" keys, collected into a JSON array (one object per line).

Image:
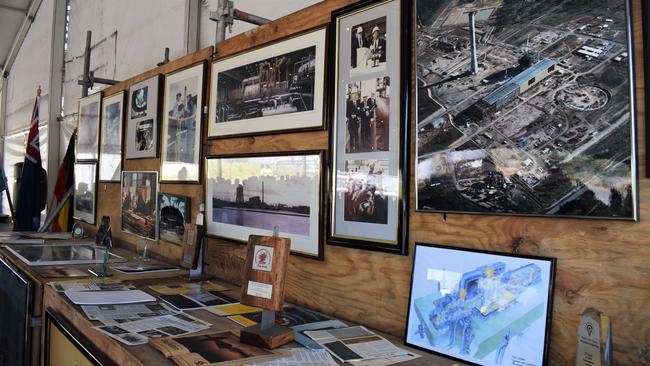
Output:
[{"xmin": 80, "ymin": 0, "xmax": 650, "ymax": 364}]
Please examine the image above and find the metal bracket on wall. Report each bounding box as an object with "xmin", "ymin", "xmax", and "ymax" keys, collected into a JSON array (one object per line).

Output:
[
  {"xmin": 77, "ymin": 30, "xmax": 120, "ymax": 97},
  {"xmin": 209, "ymin": 0, "xmax": 271, "ymax": 44},
  {"xmin": 157, "ymin": 47, "xmax": 170, "ymax": 67}
]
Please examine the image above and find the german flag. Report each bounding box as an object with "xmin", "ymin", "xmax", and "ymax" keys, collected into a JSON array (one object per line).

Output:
[{"xmin": 50, "ymin": 133, "xmax": 75, "ymax": 232}]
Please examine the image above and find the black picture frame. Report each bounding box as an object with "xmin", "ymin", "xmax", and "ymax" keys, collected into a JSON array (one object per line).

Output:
[
  {"xmin": 207, "ymin": 26, "xmax": 329, "ymax": 139},
  {"xmin": 327, "ymin": 0, "xmax": 411, "ymax": 255},
  {"xmin": 404, "ymin": 242, "xmax": 557, "ymax": 366},
  {"xmin": 414, "ymin": 0, "xmax": 639, "ymax": 221},
  {"xmin": 126, "ymin": 74, "xmax": 163, "ymax": 160},
  {"xmin": 73, "ymin": 162, "xmax": 97, "ymax": 225},
  {"xmin": 205, "ymin": 150, "xmax": 326, "ymax": 260},
  {"xmin": 158, "ymin": 192, "xmax": 191, "ymax": 246},
  {"xmin": 121, "ymin": 171, "xmax": 159, "ymax": 241},
  {"xmin": 44, "ymin": 309, "xmax": 115, "ymax": 366}
]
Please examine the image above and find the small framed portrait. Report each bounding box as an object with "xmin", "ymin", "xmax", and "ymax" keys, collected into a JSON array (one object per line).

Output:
[
  {"xmin": 121, "ymin": 171, "xmax": 159, "ymax": 240},
  {"xmin": 126, "ymin": 75, "xmax": 161, "ymax": 159},
  {"xmin": 73, "ymin": 162, "xmax": 97, "ymax": 224},
  {"xmin": 158, "ymin": 193, "xmax": 190, "ymax": 245},
  {"xmin": 99, "ymin": 91, "xmax": 124, "ymax": 181},
  {"xmin": 77, "ymin": 93, "xmax": 101, "ymax": 161},
  {"xmin": 160, "ymin": 63, "xmax": 205, "ymax": 182}
]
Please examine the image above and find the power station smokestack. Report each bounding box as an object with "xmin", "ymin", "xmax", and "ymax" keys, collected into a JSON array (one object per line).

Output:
[{"xmin": 468, "ymin": 11, "xmax": 479, "ymax": 75}]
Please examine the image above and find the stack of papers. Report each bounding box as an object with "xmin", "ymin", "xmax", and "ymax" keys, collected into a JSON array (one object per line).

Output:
[
  {"xmin": 159, "ymin": 291, "xmax": 236, "ymax": 310},
  {"xmin": 304, "ymin": 326, "xmax": 420, "ymax": 365},
  {"xmin": 206, "ymin": 303, "xmax": 262, "ymax": 316},
  {"xmin": 50, "ymin": 280, "xmax": 130, "ymax": 292},
  {"xmin": 244, "ymin": 348, "xmax": 338, "ymax": 366},
  {"xmin": 81, "ymin": 303, "xmax": 177, "ymax": 325},
  {"xmin": 149, "ymin": 281, "xmax": 227, "ymax": 295},
  {"xmin": 65, "ymin": 289, "xmax": 156, "ymax": 305},
  {"xmin": 93, "ymin": 313, "xmax": 211, "ymax": 346}
]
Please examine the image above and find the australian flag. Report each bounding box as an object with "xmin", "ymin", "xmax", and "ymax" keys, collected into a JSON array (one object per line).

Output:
[{"xmin": 14, "ymin": 95, "xmax": 47, "ymax": 231}]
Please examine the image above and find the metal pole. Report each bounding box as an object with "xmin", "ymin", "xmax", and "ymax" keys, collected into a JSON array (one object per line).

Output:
[
  {"xmin": 214, "ymin": 0, "xmax": 232, "ymax": 44},
  {"xmin": 233, "ymin": 9, "xmax": 271, "ymax": 26},
  {"xmin": 81, "ymin": 30, "xmax": 91, "ymax": 97}
]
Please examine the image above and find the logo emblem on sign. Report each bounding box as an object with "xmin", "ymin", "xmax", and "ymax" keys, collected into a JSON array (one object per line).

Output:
[
  {"xmin": 252, "ymin": 245, "xmax": 274, "ymax": 272},
  {"xmin": 585, "ymin": 323, "xmax": 593, "ymax": 336}
]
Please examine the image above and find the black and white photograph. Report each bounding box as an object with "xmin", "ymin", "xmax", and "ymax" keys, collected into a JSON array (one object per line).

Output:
[
  {"xmin": 350, "ymin": 16, "xmax": 387, "ymax": 77},
  {"xmin": 206, "ymin": 152, "xmax": 323, "ymax": 259},
  {"xmin": 345, "ymin": 77, "xmax": 390, "ymax": 153},
  {"xmin": 161, "ymin": 64, "xmax": 204, "ymax": 182},
  {"xmin": 158, "ymin": 193, "xmax": 190, "ymax": 245},
  {"xmin": 127, "ymin": 75, "xmax": 160, "ymax": 159},
  {"xmin": 415, "ymin": 0, "xmax": 638, "ymax": 220},
  {"xmin": 131, "ymin": 85, "xmax": 148, "ymax": 119},
  {"xmin": 73, "ymin": 162, "xmax": 97, "ymax": 224},
  {"xmin": 342, "ymin": 159, "xmax": 390, "ymax": 224},
  {"xmin": 329, "ymin": 0, "xmax": 409, "ymax": 254},
  {"xmin": 77, "ymin": 93, "xmax": 101, "ymax": 161},
  {"xmin": 121, "ymin": 171, "xmax": 158, "ymax": 240},
  {"xmin": 209, "ymin": 28, "xmax": 327, "ymax": 137},
  {"xmin": 99, "ymin": 92, "xmax": 123, "ymax": 182}
]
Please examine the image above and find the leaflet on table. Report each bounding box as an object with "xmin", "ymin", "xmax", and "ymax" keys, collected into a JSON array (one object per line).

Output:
[
  {"xmin": 50, "ymin": 280, "xmax": 131, "ymax": 292},
  {"xmin": 112, "ymin": 263, "xmax": 179, "ymax": 274},
  {"xmin": 244, "ymin": 348, "xmax": 338, "ymax": 366},
  {"xmin": 348, "ymin": 351, "xmax": 421, "ymax": 366},
  {"xmin": 292, "ymin": 320, "xmax": 348, "ymax": 350},
  {"xmin": 93, "ymin": 313, "xmax": 211, "ymax": 346},
  {"xmin": 304, "ymin": 326, "xmax": 408, "ymax": 363},
  {"xmin": 159, "ymin": 291, "xmax": 236, "ymax": 311},
  {"xmin": 206, "ymin": 303, "xmax": 261, "ymax": 316},
  {"xmin": 229, "ymin": 306, "xmax": 330, "ymax": 328},
  {"xmin": 149, "ymin": 281, "xmax": 228, "ymax": 295},
  {"xmin": 81, "ymin": 303, "xmax": 177, "ymax": 325}
]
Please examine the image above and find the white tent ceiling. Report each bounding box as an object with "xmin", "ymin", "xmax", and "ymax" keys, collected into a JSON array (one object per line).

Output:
[{"xmin": 0, "ymin": 0, "xmax": 34, "ymax": 72}]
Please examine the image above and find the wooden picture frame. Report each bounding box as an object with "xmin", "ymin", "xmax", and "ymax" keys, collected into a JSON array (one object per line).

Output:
[
  {"xmin": 121, "ymin": 171, "xmax": 159, "ymax": 241},
  {"xmin": 208, "ymin": 26, "xmax": 328, "ymax": 138},
  {"xmin": 404, "ymin": 243, "xmax": 556, "ymax": 366},
  {"xmin": 160, "ymin": 62, "xmax": 205, "ymax": 183},
  {"xmin": 126, "ymin": 74, "xmax": 162, "ymax": 159},
  {"xmin": 99, "ymin": 91, "xmax": 124, "ymax": 182},
  {"xmin": 414, "ymin": 0, "xmax": 639, "ymax": 220},
  {"xmin": 73, "ymin": 162, "xmax": 97, "ymax": 225},
  {"xmin": 205, "ymin": 151, "xmax": 325, "ymax": 260},
  {"xmin": 158, "ymin": 193, "xmax": 190, "ymax": 245},
  {"xmin": 327, "ymin": 0, "xmax": 410, "ymax": 255},
  {"xmin": 76, "ymin": 93, "xmax": 102, "ymax": 162}
]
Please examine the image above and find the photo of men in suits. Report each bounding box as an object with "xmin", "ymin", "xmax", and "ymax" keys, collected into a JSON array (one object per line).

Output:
[
  {"xmin": 345, "ymin": 77, "xmax": 390, "ymax": 153},
  {"xmin": 349, "ymin": 17, "xmax": 387, "ymax": 76}
]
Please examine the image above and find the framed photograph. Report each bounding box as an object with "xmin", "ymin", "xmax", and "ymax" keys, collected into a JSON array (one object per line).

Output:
[
  {"xmin": 405, "ymin": 243, "xmax": 556, "ymax": 366},
  {"xmin": 208, "ymin": 27, "xmax": 327, "ymax": 138},
  {"xmin": 121, "ymin": 171, "xmax": 158, "ymax": 240},
  {"xmin": 206, "ymin": 152, "xmax": 324, "ymax": 259},
  {"xmin": 73, "ymin": 162, "xmax": 97, "ymax": 224},
  {"xmin": 126, "ymin": 75, "xmax": 161, "ymax": 159},
  {"xmin": 77, "ymin": 93, "xmax": 101, "ymax": 161},
  {"xmin": 158, "ymin": 193, "xmax": 190, "ymax": 245},
  {"xmin": 161, "ymin": 63, "xmax": 205, "ymax": 182},
  {"xmin": 643, "ymin": 1, "xmax": 650, "ymax": 178},
  {"xmin": 328, "ymin": 0, "xmax": 410, "ymax": 255},
  {"xmin": 99, "ymin": 91, "xmax": 124, "ymax": 181},
  {"xmin": 415, "ymin": 0, "xmax": 639, "ymax": 220}
]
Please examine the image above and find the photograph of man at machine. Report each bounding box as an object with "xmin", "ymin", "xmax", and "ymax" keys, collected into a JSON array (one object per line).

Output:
[{"xmin": 214, "ymin": 45, "xmax": 317, "ymax": 123}]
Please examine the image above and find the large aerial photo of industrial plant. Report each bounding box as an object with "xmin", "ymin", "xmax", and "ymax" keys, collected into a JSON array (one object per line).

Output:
[{"xmin": 416, "ymin": 0, "xmax": 637, "ymax": 219}]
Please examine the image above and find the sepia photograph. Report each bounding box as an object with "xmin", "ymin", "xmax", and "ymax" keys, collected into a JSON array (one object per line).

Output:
[
  {"xmin": 173, "ymin": 332, "xmax": 273, "ymax": 363},
  {"xmin": 342, "ymin": 159, "xmax": 389, "ymax": 224},
  {"xmin": 158, "ymin": 193, "xmax": 190, "ymax": 245},
  {"xmin": 350, "ymin": 16, "xmax": 387, "ymax": 77},
  {"xmin": 99, "ymin": 92, "xmax": 123, "ymax": 181},
  {"xmin": 121, "ymin": 171, "xmax": 158, "ymax": 240},
  {"xmin": 161, "ymin": 64, "xmax": 204, "ymax": 181},
  {"xmin": 345, "ymin": 76, "xmax": 390, "ymax": 153},
  {"xmin": 127, "ymin": 75, "xmax": 160, "ymax": 159},
  {"xmin": 74, "ymin": 162, "xmax": 97, "ymax": 224},
  {"xmin": 77, "ymin": 93, "xmax": 101, "ymax": 161},
  {"xmin": 415, "ymin": 0, "xmax": 638, "ymax": 220},
  {"xmin": 209, "ymin": 28, "xmax": 327, "ymax": 137},
  {"xmin": 206, "ymin": 153, "xmax": 322, "ymax": 258}
]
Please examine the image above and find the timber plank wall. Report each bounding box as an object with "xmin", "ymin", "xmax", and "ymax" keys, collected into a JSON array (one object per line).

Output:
[{"xmin": 80, "ymin": 0, "xmax": 650, "ymax": 364}]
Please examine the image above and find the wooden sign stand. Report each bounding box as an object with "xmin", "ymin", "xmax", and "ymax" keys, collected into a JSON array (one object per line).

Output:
[{"xmin": 239, "ymin": 231, "xmax": 293, "ymax": 349}]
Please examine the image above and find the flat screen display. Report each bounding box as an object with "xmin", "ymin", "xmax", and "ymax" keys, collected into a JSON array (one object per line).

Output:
[{"xmin": 405, "ymin": 243, "xmax": 556, "ymax": 366}]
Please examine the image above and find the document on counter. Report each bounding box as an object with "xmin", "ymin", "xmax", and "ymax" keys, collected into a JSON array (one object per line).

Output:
[
  {"xmin": 81, "ymin": 303, "xmax": 178, "ymax": 325},
  {"xmin": 244, "ymin": 348, "xmax": 338, "ymax": 366},
  {"xmin": 50, "ymin": 280, "xmax": 131, "ymax": 292},
  {"xmin": 149, "ymin": 281, "xmax": 228, "ymax": 295},
  {"xmin": 292, "ymin": 320, "xmax": 348, "ymax": 349},
  {"xmin": 93, "ymin": 313, "xmax": 211, "ymax": 346},
  {"xmin": 304, "ymin": 326, "xmax": 408, "ymax": 363},
  {"xmin": 65, "ymin": 289, "xmax": 156, "ymax": 305},
  {"xmin": 159, "ymin": 291, "xmax": 237, "ymax": 311},
  {"xmin": 206, "ymin": 302, "xmax": 262, "ymax": 316},
  {"xmin": 349, "ymin": 350, "xmax": 421, "ymax": 366}
]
